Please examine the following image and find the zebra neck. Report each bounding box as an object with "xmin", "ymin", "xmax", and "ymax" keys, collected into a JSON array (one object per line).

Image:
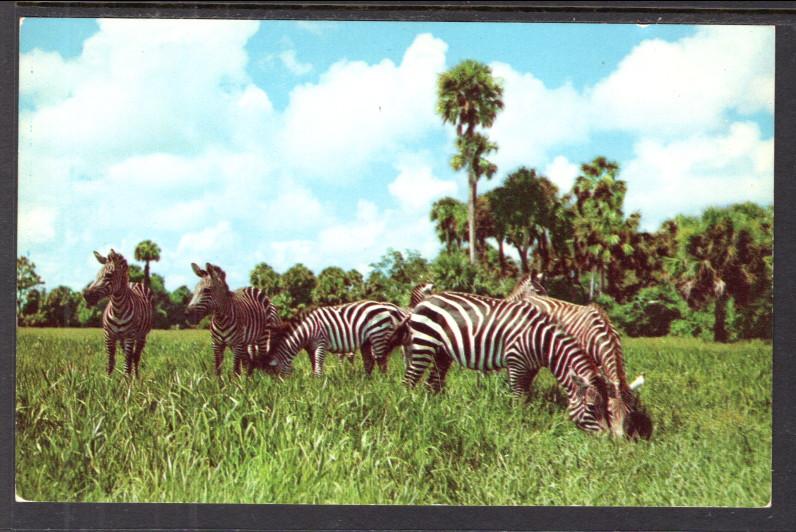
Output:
[
  {"xmin": 278, "ymin": 322, "xmax": 309, "ymax": 361},
  {"xmin": 109, "ymin": 285, "xmax": 133, "ymax": 313},
  {"xmin": 213, "ymin": 292, "xmax": 235, "ymax": 319}
]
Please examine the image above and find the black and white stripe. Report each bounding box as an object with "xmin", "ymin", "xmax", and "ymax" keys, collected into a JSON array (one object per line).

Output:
[
  {"xmin": 397, "ymin": 292, "xmax": 610, "ymax": 433},
  {"xmin": 410, "ymin": 282, "xmax": 435, "ymax": 308},
  {"xmin": 187, "ymin": 262, "xmax": 280, "ymax": 376},
  {"xmin": 267, "ymin": 300, "xmax": 406, "ymax": 376},
  {"xmin": 506, "ymin": 282, "xmax": 643, "ymax": 437},
  {"xmin": 84, "ymin": 249, "xmax": 153, "ymax": 376}
]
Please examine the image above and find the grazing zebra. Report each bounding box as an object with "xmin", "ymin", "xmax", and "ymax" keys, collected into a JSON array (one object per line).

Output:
[
  {"xmin": 389, "ymin": 292, "xmax": 611, "ymax": 433},
  {"xmin": 83, "ymin": 249, "xmax": 153, "ymax": 376},
  {"xmin": 505, "ymin": 276, "xmax": 651, "ymax": 439},
  {"xmin": 266, "ymin": 300, "xmax": 407, "ymax": 377},
  {"xmin": 410, "ymin": 281, "xmax": 435, "ymax": 307},
  {"xmin": 186, "ymin": 262, "xmax": 280, "ymax": 376}
]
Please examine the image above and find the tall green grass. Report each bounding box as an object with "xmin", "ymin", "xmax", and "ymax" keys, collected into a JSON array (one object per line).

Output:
[{"xmin": 16, "ymin": 328, "xmax": 771, "ymax": 506}]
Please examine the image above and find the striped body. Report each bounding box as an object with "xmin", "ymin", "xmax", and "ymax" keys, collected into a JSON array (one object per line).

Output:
[
  {"xmin": 84, "ymin": 249, "xmax": 153, "ymax": 376},
  {"xmin": 507, "ymin": 288, "xmax": 636, "ymax": 436},
  {"xmin": 270, "ymin": 300, "xmax": 406, "ymax": 376},
  {"xmin": 210, "ymin": 287, "xmax": 281, "ymax": 371},
  {"xmin": 188, "ymin": 263, "xmax": 280, "ymax": 376},
  {"xmin": 402, "ymin": 292, "xmax": 610, "ymax": 432}
]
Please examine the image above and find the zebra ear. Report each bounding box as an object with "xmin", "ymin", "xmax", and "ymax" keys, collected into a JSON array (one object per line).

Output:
[
  {"xmin": 208, "ymin": 264, "xmax": 226, "ymax": 281},
  {"xmin": 93, "ymin": 251, "xmax": 107, "ymax": 264},
  {"xmin": 191, "ymin": 262, "xmax": 207, "ymax": 277}
]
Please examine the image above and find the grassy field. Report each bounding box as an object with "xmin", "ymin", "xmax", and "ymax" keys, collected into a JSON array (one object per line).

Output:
[{"xmin": 15, "ymin": 328, "xmax": 771, "ymax": 506}]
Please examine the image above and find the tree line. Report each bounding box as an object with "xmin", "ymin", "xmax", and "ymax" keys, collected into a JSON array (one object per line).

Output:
[{"xmin": 15, "ymin": 59, "xmax": 772, "ymax": 342}]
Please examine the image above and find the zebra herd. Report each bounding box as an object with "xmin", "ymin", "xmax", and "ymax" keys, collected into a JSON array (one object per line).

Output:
[{"xmin": 83, "ymin": 249, "xmax": 652, "ymax": 439}]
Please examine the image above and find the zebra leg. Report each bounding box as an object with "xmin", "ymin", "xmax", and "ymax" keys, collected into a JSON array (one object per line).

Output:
[
  {"xmin": 361, "ymin": 343, "xmax": 375, "ymax": 376},
  {"xmin": 132, "ymin": 336, "xmax": 147, "ymax": 377},
  {"xmin": 246, "ymin": 344, "xmax": 258, "ymax": 376},
  {"xmin": 212, "ymin": 342, "xmax": 225, "ymax": 376},
  {"xmin": 104, "ymin": 331, "xmax": 117, "ymax": 375},
  {"xmin": 122, "ymin": 338, "xmax": 136, "ymax": 376},
  {"xmin": 426, "ymin": 353, "xmax": 452, "ymax": 393},
  {"xmin": 506, "ymin": 357, "xmax": 536, "ymax": 399},
  {"xmin": 312, "ymin": 342, "xmax": 328, "ymax": 376},
  {"xmin": 403, "ymin": 344, "xmax": 434, "ymax": 388},
  {"xmin": 369, "ymin": 340, "xmax": 390, "ymax": 374}
]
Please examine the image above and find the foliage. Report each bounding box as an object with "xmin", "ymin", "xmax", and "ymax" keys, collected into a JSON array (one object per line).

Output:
[
  {"xmin": 597, "ymin": 285, "xmax": 683, "ymax": 337},
  {"xmin": 429, "ymin": 197, "xmax": 468, "ymax": 252},
  {"xmin": 250, "ymin": 262, "xmax": 281, "ymax": 297},
  {"xmin": 16, "ymin": 256, "xmax": 44, "ymax": 316},
  {"xmin": 666, "ymin": 203, "xmax": 773, "ymax": 342},
  {"xmin": 16, "ymin": 329, "xmax": 771, "ymax": 506},
  {"xmin": 280, "ymin": 263, "xmax": 317, "ymax": 309},
  {"xmin": 368, "ymin": 249, "xmax": 430, "ymax": 306},
  {"xmin": 489, "ymin": 167, "xmax": 564, "ymax": 274},
  {"xmin": 312, "ymin": 267, "xmax": 364, "ymax": 306}
]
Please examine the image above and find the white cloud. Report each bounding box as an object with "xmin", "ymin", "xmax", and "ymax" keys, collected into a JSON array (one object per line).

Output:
[
  {"xmin": 543, "ymin": 155, "xmax": 580, "ymax": 194},
  {"xmin": 623, "ymin": 122, "xmax": 773, "ymax": 229},
  {"xmin": 278, "ymin": 33, "xmax": 448, "ymax": 180},
  {"xmin": 388, "ymin": 155, "xmax": 458, "ymax": 211},
  {"xmin": 589, "ymin": 26, "xmax": 774, "ymax": 137},
  {"xmin": 18, "ymin": 206, "xmax": 56, "ymax": 247},
  {"xmin": 278, "ymin": 49, "xmax": 313, "ymax": 75},
  {"xmin": 20, "ymin": 19, "xmax": 267, "ymax": 165},
  {"xmin": 489, "ymin": 62, "xmax": 590, "ymax": 172}
]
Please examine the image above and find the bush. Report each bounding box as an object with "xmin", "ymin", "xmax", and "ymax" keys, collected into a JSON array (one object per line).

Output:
[{"xmin": 598, "ymin": 285, "xmax": 682, "ymax": 337}]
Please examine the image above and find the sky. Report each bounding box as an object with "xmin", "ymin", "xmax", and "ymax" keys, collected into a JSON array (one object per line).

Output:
[{"xmin": 18, "ymin": 18, "xmax": 774, "ymax": 292}]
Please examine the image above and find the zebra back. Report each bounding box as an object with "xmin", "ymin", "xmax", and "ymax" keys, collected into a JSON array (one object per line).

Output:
[{"xmin": 407, "ymin": 292, "xmax": 609, "ymax": 432}]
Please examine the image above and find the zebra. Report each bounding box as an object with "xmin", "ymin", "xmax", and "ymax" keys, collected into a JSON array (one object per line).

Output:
[
  {"xmin": 505, "ymin": 272, "xmax": 547, "ymax": 301},
  {"xmin": 334, "ymin": 283, "xmax": 433, "ymax": 363},
  {"xmin": 410, "ymin": 281, "xmax": 435, "ymax": 307},
  {"xmin": 186, "ymin": 262, "xmax": 280, "ymax": 376},
  {"xmin": 265, "ymin": 300, "xmax": 407, "ymax": 377},
  {"xmin": 505, "ymin": 276, "xmax": 651, "ymax": 439},
  {"xmin": 388, "ymin": 292, "xmax": 611, "ymax": 433},
  {"xmin": 83, "ymin": 249, "xmax": 153, "ymax": 376}
]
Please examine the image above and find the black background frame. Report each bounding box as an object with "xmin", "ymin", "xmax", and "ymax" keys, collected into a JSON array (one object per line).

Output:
[{"xmin": 2, "ymin": 2, "xmax": 794, "ymax": 530}]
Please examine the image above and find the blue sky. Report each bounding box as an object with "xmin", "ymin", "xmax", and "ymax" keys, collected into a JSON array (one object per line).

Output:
[{"xmin": 18, "ymin": 19, "xmax": 774, "ymax": 291}]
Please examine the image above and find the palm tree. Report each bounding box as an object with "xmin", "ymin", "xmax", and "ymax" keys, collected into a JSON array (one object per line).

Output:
[
  {"xmin": 134, "ymin": 240, "xmax": 161, "ymax": 290},
  {"xmin": 437, "ymin": 60, "xmax": 504, "ymax": 264},
  {"xmin": 567, "ymin": 157, "xmax": 628, "ymax": 300},
  {"xmin": 430, "ymin": 197, "xmax": 467, "ymax": 252},
  {"xmin": 669, "ymin": 204, "xmax": 772, "ymax": 342},
  {"xmin": 490, "ymin": 167, "xmax": 561, "ymax": 275}
]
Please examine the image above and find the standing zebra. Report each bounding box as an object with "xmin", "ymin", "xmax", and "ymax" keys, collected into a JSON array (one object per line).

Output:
[
  {"xmin": 390, "ymin": 292, "xmax": 611, "ymax": 433},
  {"xmin": 266, "ymin": 300, "xmax": 406, "ymax": 377},
  {"xmin": 505, "ymin": 275, "xmax": 651, "ymax": 439},
  {"xmin": 186, "ymin": 262, "xmax": 280, "ymax": 376},
  {"xmin": 83, "ymin": 249, "xmax": 153, "ymax": 376}
]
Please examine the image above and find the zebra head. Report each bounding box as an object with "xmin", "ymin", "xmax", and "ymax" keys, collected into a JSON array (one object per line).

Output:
[
  {"xmin": 567, "ymin": 370, "xmax": 611, "ymax": 433},
  {"xmin": 84, "ymin": 249, "xmax": 129, "ymax": 305},
  {"xmin": 186, "ymin": 262, "xmax": 229, "ymax": 321}
]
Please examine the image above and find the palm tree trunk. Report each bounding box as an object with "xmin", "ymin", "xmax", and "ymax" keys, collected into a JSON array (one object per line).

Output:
[
  {"xmin": 468, "ymin": 176, "xmax": 477, "ymax": 264},
  {"xmin": 144, "ymin": 261, "xmax": 150, "ymax": 290},
  {"xmin": 714, "ymin": 291, "xmax": 730, "ymax": 343},
  {"xmin": 498, "ymin": 238, "xmax": 505, "ymax": 275},
  {"xmin": 589, "ymin": 266, "xmax": 596, "ymax": 300}
]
